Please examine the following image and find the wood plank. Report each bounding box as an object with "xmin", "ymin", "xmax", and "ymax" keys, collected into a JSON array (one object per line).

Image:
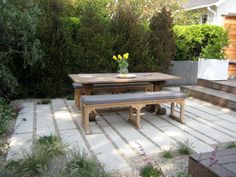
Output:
[
  {"xmin": 69, "ymin": 72, "xmax": 180, "ymax": 84},
  {"xmin": 189, "ymin": 148, "xmax": 236, "ymax": 177}
]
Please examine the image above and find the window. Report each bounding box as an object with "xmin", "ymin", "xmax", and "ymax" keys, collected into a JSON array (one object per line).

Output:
[{"xmin": 202, "ymin": 15, "xmax": 208, "ymax": 24}]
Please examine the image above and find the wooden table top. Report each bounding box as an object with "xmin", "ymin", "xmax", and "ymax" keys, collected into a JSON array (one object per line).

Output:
[{"xmin": 69, "ymin": 72, "xmax": 180, "ymax": 84}]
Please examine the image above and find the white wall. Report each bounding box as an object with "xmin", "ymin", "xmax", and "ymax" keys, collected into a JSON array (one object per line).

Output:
[{"xmin": 214, "ymin": 0, "xmax": 236, "ymax": 25}]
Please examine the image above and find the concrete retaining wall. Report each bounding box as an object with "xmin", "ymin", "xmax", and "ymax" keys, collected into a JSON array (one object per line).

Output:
[{"xmin": 167, "ymin": 61, "xmax": 198, "ymax": 86}]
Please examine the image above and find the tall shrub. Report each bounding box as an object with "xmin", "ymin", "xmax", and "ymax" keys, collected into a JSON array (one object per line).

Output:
[
  {"xmin": 0, "ymin": 0, "xmax": 43, "ymax": 99},
  {"xmin": 74, "ymin": 0, "xmax": 115, "ymax": 73},
  {"xmin": 110, "ymin": 2, "xmax": 156, "ymax": 72},
  {"xmin": 173, "ymin": 24, "xmax": 229, "ymax": 61},
  {"xmin": 149, "ymin": 7, "xmax": 176, "ymax": 73}
]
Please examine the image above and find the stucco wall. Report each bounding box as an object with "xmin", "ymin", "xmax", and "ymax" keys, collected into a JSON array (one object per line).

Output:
[{"xmin": 167, "ymin": 61, "xmax": 198, "ymax": 86}]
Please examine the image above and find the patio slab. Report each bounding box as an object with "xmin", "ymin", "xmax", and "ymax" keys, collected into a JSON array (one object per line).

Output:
[{"xmin": 7, "ymin": 96, "xmax": 236, "ymax": 176}]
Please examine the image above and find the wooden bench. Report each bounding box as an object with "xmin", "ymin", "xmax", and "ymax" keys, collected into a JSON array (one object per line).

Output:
[
  {"xmin": 73, "ymin": 82, "xmax": 153, "ymax": 107},
  {"xmin": 81, "ymin": 91, "xmax": 186, "ymax": 134}
]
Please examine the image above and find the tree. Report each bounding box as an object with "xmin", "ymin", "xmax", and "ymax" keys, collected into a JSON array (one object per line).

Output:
[
  {"xmin": 110, "ymin": 2, "xmax": 156, "ymax": 72},
  {"xmin": 149, "ymin": 7, "xmax": 176, "ymax": 73},
  {"xmin": 0, "ymin": 0, "xmax": 43, "ymax": 99}
]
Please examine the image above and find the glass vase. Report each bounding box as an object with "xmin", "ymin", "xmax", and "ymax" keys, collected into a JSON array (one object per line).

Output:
[{"xmin": 118, "ymin": 66, "xmax": 128, "ymax": 75}]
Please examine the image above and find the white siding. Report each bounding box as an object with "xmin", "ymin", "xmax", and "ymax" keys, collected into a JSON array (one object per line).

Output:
[{"xmin": 214, "ymin": 0, "xmax": 236, "ymax": 25}]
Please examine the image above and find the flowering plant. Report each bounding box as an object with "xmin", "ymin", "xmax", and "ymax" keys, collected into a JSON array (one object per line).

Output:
[{"xmin": 113, "ymin": 53, "xmax": 129, "ymax": 74}]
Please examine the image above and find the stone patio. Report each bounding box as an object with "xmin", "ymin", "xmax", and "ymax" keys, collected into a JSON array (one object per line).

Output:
[{"xmin": 7, "ymin": 90, "xmax": 236, "ymax": 176}]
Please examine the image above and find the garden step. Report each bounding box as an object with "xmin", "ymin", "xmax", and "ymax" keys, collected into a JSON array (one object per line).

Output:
[
  {"xmin": 181, "ymin": 85, "xmax": 236, "ymax": 110},
  {"xmin": 198, "ymin": 79, "xmax": 236, "ymax": 94}
]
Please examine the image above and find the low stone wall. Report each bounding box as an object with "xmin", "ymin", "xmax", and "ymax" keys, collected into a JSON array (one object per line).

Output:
[{"xmin": 167, "ymin": 61, "xmax": 198, "ymax": 86}]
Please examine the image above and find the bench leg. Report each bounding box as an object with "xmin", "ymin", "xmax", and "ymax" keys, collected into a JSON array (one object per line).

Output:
[
  {"xmin": 81, "ymin": 106, "xmax": 91, "ymax": 134},
  {"xmin": 128, "ymin": 106, "xmax": 133, "ymax": 121},
  {"xmin": 75, "ymin": 89, "xmax": 81, "ymax": 109},
  {"xmin": 129, "ymin": 105, "xmax": 143, "ymax": 128},
  {"xmin": 169, "ymin": 101, "xmax": 184, "ymax": 124},
  {"xmin": 171, "ymin": 102, "xmax": 175, "ymax": 115},
  {"xmin": 179, "ymin": 101, "xmax": 185, "ymax": 123}
]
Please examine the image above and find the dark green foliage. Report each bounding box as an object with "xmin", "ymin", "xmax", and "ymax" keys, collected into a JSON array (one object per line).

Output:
[
  {"xmin": 0, "ymin": 0, "xmax": 176, "ymax": 98},
  {"xmin": 140, "ymin": 164, "xmax": 162, "ymax": 177},
  {"xmin": 0, "ymin": 0, "xmax": 43, "ymax": 99},
  {"xmin": 37, "ymin": 99, "xmax": 51, "ymax": 105},
  {"xmin": 74, "ymin": 1, "xmax": 115, "ymax": 73},
  {"xmin": 110, "ymin": 2, "xmax": 156, "ymax": 72},
  {"xmin": 66, "ymin": 95, "xmax": 74, "ymax": 100},
  {"xmin": 174, "ymin": 25, "xmax": 229, "ymax": 61},
  {"xmin": 226, "ymin": 142, "xmax": 236, "ymax": 149},
  {"xmin": 0, "ymin": 98, "xmax": 16, "ymax": 135},
  {"xmin": 149, "ymin": 7, "xmax": 176, "ymax": 73}
]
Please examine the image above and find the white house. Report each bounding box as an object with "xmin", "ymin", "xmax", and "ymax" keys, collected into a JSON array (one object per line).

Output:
[
  {"xmin": 183, "ymin": 0, "xmax": 236, "ymax": 76},
  {"xmin": 183, "ymin": 0, "xmax": 236, "ymax": 26}
]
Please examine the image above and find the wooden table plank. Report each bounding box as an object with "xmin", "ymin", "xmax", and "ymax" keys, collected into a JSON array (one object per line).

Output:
[{"xmin": 69, "ymin": 72, "xmax": 180, "ymax": 84}]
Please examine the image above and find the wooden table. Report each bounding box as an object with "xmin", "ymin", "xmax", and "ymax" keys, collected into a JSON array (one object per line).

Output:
[{"xmin": 69, "ymin": 72, "xmax": 180, "ymax": 94}]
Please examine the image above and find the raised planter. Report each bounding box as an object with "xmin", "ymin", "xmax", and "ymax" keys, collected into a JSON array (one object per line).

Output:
[
  {"xmin": 197, "ymin": 59, "xmax": 229, "ymax": 81},
  {"xmin": 167, "ymin": 61, "xmax": 198, "ymax": 86}
]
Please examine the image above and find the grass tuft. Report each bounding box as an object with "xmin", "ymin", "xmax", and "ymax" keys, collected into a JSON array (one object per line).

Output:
[
  {"xmin": 0, "ymin": 140, "xmax": 9, "ymax": 155},
  {"xmin": 66, "ymin": 95, "xmax": 74, "ymax": 100},
  {"xmin": 38, "ymin": 99, "xmax": 51, "ymax": 104},
  {"xmin": 64, "ymin": 151, "xmax": 110, "ymax": 177},
  {"xmin": 140, "ymin": 164, "xmax": 162, "ymax": 177},
  {"xmin": 161, "ymin": 149, "xmax": 174, "ymax": 159},
  {"xmin": 36, "ymin": 135, "xmax": 65, "ymax": 157},
  {"xmin": 175, "ymin": 139, "xmax": 194, "ymax": 155},
  {"xmin": 226, "ymin": 142, "xmax": 236, "ymax": 149}
]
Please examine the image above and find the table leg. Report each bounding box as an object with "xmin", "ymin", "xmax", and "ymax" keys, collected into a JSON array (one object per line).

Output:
[
  {"xmin": 151, "ymin": 81, "xmax": 166, "ymax": 91},
  {"xmin": 82, "ymin": 84, "xmax": 97, "ymax": 121},
  {"xmin": 150, "ymin": 81, "xmax": 167, "ymax": 115}
]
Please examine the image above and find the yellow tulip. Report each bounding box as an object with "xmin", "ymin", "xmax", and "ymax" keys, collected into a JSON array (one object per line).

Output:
[
  {"xmin": 113, "ymin": 55, "xmax": 117, "ymax": 60},
  {"xmin": 118, "ymin": 54, "xmax": 122, "ymax": 60},
  {"xmin": 123, "ymin": 53, "xmax": 129, "ymax": 59}
]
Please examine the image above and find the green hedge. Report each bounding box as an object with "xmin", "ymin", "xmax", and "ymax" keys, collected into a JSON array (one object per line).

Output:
[{"xmin": 173, "ymin": 24, "xmax": 229, "ymax": 61}]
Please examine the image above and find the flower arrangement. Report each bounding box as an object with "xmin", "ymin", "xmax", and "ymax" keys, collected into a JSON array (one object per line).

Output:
[{"xmin": 113, "ymin": 53, "xmax": 129, "ymax": 75}]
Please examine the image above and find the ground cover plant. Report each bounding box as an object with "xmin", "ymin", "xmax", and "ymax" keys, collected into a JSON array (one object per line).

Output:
[
  {"xmin": 161, "ymin": 149, "xmax": 174, "ymax": 159},
  {"xmin": 0, "ymin": 135, "xmax": 109, "ymax": 177},
  {"xmin": 0, "ymin": 98, "xmax": 16, "ymax": 135},
  {"xmin": 226, "ymin": 142, "xmax": 236, "ymax": 149},
  {"xmin": 175, "ymin": 139, "xmax": 194, "ymax": 155},
  {"xmin": 140, "ymin": 164, "xmax": 162, "ymax": 177}
]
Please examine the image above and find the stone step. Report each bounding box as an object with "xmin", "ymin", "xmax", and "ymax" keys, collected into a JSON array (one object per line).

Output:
[
  {"xmin": 198, "ymin": 79, "xmax": 236, "ymax": 94},
  {"xmin": 181, "ymin": 85, "xmax": 236, "ymax": 110}
]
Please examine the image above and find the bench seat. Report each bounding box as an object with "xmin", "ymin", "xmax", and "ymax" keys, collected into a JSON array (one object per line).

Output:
[
  {"xmin": 73, "ymin": 82, "xmax": 153, "ymax": 107},
  {"xmin": 81, "ymin": 91, "xmax": 186, "ymax": 134}
]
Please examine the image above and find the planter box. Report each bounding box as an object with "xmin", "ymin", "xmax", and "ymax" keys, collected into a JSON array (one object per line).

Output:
[
  {"xmin": 167, "ymin": 61, "xmax": 198, "ymax": 86},
  {"xmin": 197, "ymin": 59, "xmax": 229, "ymax": 81}
]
